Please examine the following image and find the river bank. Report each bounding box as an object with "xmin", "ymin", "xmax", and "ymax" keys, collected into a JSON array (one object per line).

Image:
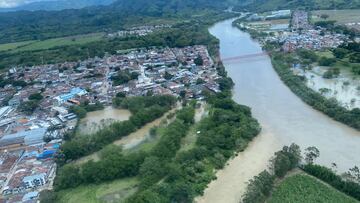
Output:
[
  {"xmin": 232, "ymin": 17, "xmax": 360, "ymax": 130},
  {"xmin": 197, "ymin": 18, "xmax": 360, "ymax": 203}
]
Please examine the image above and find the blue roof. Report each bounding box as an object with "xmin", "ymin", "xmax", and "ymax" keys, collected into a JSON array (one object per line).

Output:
[{"xmin": 59, "ymin": 88, "xmax": 87, "ymax": 101}]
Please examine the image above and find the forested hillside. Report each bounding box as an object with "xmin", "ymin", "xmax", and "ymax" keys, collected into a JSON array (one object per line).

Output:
[
  {"xmin": 0, "ymin": 0, "xmax": 228, "ymax": 43},
  {"xmin": 0, "ymin": 0, "xmax": 115, "ymax": 12}
]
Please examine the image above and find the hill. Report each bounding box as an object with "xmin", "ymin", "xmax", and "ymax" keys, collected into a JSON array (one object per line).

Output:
[
  {"xmin": 0, "ymin": 0, "xmax": 228, "ymax": 44},
  {"xmin": 0, "ymin": 0, "xmax": 115, "ymax": 12},
  {"xmin": 237, "ymin": 0, "xmax": 360, "ymax": 12}
]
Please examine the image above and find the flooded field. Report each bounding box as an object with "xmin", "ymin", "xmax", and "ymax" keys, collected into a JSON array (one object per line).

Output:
[
  {"xmin": 301, "ymin": 66, "xmax": 360, "ymax": 109},
  {"xmin": 77, "ymin": 106, "xmax": 131, "ymax": 135},
  {"xmin": 75, "ymin": 105, "xmax": 183, "ymax": 164}
]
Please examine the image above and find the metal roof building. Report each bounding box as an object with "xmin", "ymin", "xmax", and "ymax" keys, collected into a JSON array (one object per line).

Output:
[{"xmin": 0, "ymin": 128, "xmax": 47, "ymax": 148}]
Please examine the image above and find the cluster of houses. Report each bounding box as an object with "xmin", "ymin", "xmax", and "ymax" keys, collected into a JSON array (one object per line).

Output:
[
  {"xmin": 107, "ymin": 24, "xmax": 172, "ymax": 38},
  {"xmin": 254, "ymin": 10, "xmax": 347, "ymax": 52},
  {"xmin": 280, "ymin": 29, "xmax": 347, "ymax": 52},
  {"xmin": 246, "ymin": 10, "xmax": 291, "ymax": 21},
  {"xmin": 0, "ymin": 142, "xmax": 59, "ymax": 202},
  {"xmin": 291, "ymin": 10, "xmax": 311, "ymax": 30},
  {"xmin": 111, "ymin": 46, "xmax": 220, "ymax": 98},
  {"xmin": 0, "ymin": 45, "xmax": 219, "ymax": 202}
]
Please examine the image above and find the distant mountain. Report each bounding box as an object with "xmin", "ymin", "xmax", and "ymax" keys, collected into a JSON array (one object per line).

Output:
[
  {"xmin": 0, "ymin": 0, "xmax": 230, "ymax": 43},
  {"xmin": 0, "ymin": 0, "xmax": 115, "ymax": 12}
]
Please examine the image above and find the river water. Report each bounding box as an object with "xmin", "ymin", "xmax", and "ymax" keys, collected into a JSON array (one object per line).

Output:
[{"xmin": 197, "ymin": 18, "xmax": 360, "ymax": 203}]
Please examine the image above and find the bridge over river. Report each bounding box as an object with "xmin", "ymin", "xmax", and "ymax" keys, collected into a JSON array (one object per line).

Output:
[{"xmin": 196, "ymin": 18, "xmax": 360, "ymax": 203}]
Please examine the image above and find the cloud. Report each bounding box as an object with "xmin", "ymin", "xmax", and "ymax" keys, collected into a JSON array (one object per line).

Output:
[{"xmin": 0, "ymin": 0, "xmax": 52, "ymax": 8}]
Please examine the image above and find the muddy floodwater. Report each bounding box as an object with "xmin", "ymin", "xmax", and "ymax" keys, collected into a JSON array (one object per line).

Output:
[
  {"xmin": 77, "ymin": 106, "xmax": 131, "ymax": 135},
  {"xmin": 197, "ymin": 18, "xmax": 360, "ymax": 203},
  {"xmin": 301, "ymin": 66, "xmax": 360, "ymax": 109}
]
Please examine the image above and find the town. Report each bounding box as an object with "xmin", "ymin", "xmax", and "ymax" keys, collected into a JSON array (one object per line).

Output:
[
  {"xmin": 0, "ymin": 45, "xmax": 220, "ymax": 202},
  {"xmin": 107, "ymin": 24, "xmax": 172, "ymax": 38},
  {"xmin": 239, "ymin": 10, "xmax": 348, "ymax": 51}
]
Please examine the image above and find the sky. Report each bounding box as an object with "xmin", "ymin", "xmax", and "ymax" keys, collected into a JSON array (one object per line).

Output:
[{"xmin": 0, "ymin": 0, "xmax": 54, "ymax": 8}]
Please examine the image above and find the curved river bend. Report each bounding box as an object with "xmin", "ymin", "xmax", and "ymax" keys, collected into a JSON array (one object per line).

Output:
[{"xmin": 197, "ymin": 18, "xmax": 360, "ymax": 203}]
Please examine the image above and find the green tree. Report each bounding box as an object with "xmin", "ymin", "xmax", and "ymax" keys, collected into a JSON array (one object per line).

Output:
[
  {"xmin": 194, "ymin": 55, "xmax": 204, "ymax": 66},
  {"xmin": 19, "ymin": 100, "xmax": 39, "ymax": 115},
  {"xmin": 318, "ymin": 57, "xmax": 336, "ymax": 66},
  {"xmin": 139, "ymin": 156, "xmax": 166, "ymax": 189},
  {"xmin": 28, "ymin": 92, "xmax": 43, "ymax": 100},
  {"xmin": 305, "ymin": 146, "xmax": 320, "ymax": 164},
  {"xmin": 333, "ymin": 48, "xmax": 348, "ymax": 59}
]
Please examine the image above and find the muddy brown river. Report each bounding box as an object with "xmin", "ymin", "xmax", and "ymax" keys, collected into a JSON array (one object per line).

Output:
[{"xmin": 196, "ymin": 18, "xmax": 360, "ymax": 203}]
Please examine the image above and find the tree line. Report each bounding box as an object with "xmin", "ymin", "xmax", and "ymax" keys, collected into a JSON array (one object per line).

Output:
[
  {"xmin": 125, "ymin": 92, "xmax": 261, "ymax": 203},
  {"xmin": 271, "ymin": 53, "xmax": 360, "ymax": 130},
  {"xmin": 242, "ymin": 143, "xmax": 302, "ymax": 203},
  {"xmin": 54, "ymin": 104, "xmax": 194, "ymax": 191},
  {"xmin": 57, "ymin": 95, "xmax": 176, "ymax": 162}
]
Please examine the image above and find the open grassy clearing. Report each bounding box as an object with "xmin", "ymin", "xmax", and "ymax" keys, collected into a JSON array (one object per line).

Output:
[
  {"xmin": 57, "ymin": 178, "xmax": 139, "ymax": 203},
  {"xmin": 315, "ymin": 50, "xmax": 334, "ymax": 58},
  {"xmin": 0, "ymin": 33, "xmax": 104, "ymax": 53},
  {"xmin": 312, "ymin": 9, "xmax": 360, "ymax": 24},
  {"xmin": 0, "ymin": 40, "xmax": 36, "ymax": 52},
  {"xmin": 15, "ymin": 33, "xmax": 104, "ymax": 52},
  {"xmin": 178, "ymin": 122, "xmax": 199, "ymax": 153},
  {"xmin": 315, "ymin": 50, "xmax": 360, "ymax": 72},
  {"xmin": 269, "ymin": 174, "xmax": 359, "ymax": 203}
]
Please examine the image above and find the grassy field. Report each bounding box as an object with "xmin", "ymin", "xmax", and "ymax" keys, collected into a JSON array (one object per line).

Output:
[
  {"xmin": 312, "ymin": 9, "xmax": 360, "ymax": 24},
  {"xmin": 0, "ymin": 33, "xmax": 104, "ymax": 53},
  {"xmin": 0, "ymin": 40, "xmax": 35, "ymax": 52},
  {"xmin": 269, "ymin": 174, "xmax": 359, "ymax": 203},
  {"xmin": 57, "ymin": 178, "xmax": 139, "ymax": 203}
]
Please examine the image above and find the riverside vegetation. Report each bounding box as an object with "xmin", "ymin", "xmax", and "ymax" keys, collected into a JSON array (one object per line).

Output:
[
  {"xmin": 242, "ymin": 144, "xmax": 360, "ymax": 203},
  {"xmin": 232, "ymin": 18, "xmax": 360, "ymax": 130},
  {"xmin": 50, "ymin": 90, "xmax": 261, "ymax": 202},
  {"xmin": 58, "ymin": 95, "xmax": 177, "ymax": 163},
  {"xmin": 271, "ymin": 52, "xmax": 360, "ymax": 130}
]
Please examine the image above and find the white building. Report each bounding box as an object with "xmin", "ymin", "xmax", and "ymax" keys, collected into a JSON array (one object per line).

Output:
[{"xmin": 23, "ymin": 173, "xmax": 46, "ymax": 189}]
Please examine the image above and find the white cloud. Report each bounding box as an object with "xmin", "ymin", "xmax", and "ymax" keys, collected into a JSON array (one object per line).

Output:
[{"xmin": 0, "ymin": 0, "xmax": 53, "ymax": 8}]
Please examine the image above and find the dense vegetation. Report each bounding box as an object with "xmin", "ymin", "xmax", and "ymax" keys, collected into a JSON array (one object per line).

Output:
[
  {"xmin": 0, "ymin": 11, "xmax": 234, "ymax": 69},
  {"xmin": 53, "ymin": 74, "xmax": 260, "ymax": 202},
  {"xmin": 271, "ymin": 52, "xmax": 360, "ymax": 130},
  {"xmin": 123, "ymin": 92, "xmax": 260, "ymax": 203},
  {"xmin": 269, "ymin": 174, "xmax": 358, "ymax": 203},
  {"xmin": 242, "ymin": 144, "xmax": 301, "ymax": 203},
  {"xmin": 0, "ymin": 0, "xmax": 229, "ymax": 44},
  {"xmin": 54, "ymin": 104, "xmax": 194, "ymax": 190},
  {"xmin": 0, "ymin": 0, "xmax": 115, "ymax": 12},
  {"xmin": 58, "ymin": 95, "xmax": 176, "ymax": 162},
  {"xmin": 303, "ymin": 164, "xmax": 360, "ymax": 201}
]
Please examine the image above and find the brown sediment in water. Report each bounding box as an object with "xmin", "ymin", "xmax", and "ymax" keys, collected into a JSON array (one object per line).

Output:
[
  {"xmin": 75, "ymin": 107, "xmax": 179, "ymax": 165},
  {"xmin": 77, "ymin": 106, "xmax": 131, "ymax": 135},
  {"xmin": 195, "ymin": 129, "xmax": 280, "ymax": 203}
]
